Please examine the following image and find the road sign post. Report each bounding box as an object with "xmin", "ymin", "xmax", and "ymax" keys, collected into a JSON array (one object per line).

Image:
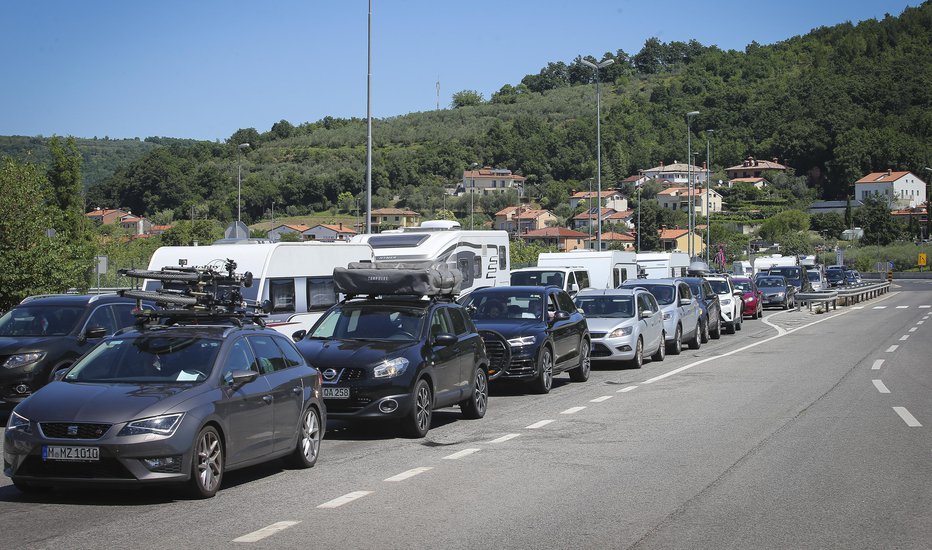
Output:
[{"xmin": 919, "ymin": 253, "xmax": 927, "ymax": 272}]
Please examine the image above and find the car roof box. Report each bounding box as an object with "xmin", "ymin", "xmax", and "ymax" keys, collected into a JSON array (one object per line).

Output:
[{"xmin": 334, "ymin": 261, "xmax": 463, "ymax": 297}]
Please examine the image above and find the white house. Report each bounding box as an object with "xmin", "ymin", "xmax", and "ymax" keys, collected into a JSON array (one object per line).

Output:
[
  {"xmin": 461, "ymin": 166, "xmax": 526, "ymax": 195},
  {"xmin": 854, "ymin": 170, "xmax": 927, "ymax": 209},
  {"xmin": 656, "ymin": 187, "xmax": 723, "ymax": 215},
  {"xmin": 302, "ymin": 223, "xmax": 357, "ymax": 242},
  {"xmin": 569, "ymin": 190, "xmax": 628, "ymax": 211},
  {"xmin": 641, "ymin": 161, "xmax": 708, "ymax": 185}
]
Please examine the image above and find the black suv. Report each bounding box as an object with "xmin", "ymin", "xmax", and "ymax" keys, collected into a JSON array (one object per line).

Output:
[
  {"xmin": 462, "ymin": 286, "xmax": 590, "ymax": 394},
  {"xmin": 294, "ymin": 297, "xmax": 489, "ymax": 438},
  {"xmin": 0, "ymin": 294, "xmax": 151, "ymax": 403}
]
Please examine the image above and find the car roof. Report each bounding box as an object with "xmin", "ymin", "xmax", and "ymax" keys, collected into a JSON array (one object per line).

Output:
[
  {"xmin": 576, "ymin": 288, "xmax": 637, "ymax": 297},
  {"xmin": 621, "ymin": 278, "xmax": 678, "ymax": 286},
  {"xmin": 472, "ymin": 285, "xmax": 554, "ymax": 293},
  {"xmin": 115, "ymin": 323, "xmax": 279, "ymax": 339},
  {"xmin": 18, "ymin": 293, "xmax": 135, "ymax": 307}
]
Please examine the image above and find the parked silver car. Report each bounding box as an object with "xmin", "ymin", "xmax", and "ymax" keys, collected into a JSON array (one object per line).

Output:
[
  {"xmin": 575, "ymin": 288, "xmax": 665, "ymax": 368},
  {"xmin": 619, "ymin": 279, "xmax": 701, "ymax": 354}
]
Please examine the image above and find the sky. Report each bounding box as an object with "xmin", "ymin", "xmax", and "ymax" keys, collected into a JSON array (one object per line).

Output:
[{"xmin": 1, "ymin": 0, "xmax": 921, "ymax": 141}]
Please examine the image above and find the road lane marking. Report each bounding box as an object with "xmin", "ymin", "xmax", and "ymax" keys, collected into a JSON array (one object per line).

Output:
[
  {"xmin": 443, "ymin": 448, "xmax": 480, "ymax": 460},
  {"xmin": 899, "ymin": 335, "xmax": 909, "ymax": 341},
  {"xmin": 852, "ymin": 306, "xmax": 864, "ymax": 310},
  {"xmin": 617, "ymin": 385, "xmax": 638, "ymax": 393},
  {"xmin": 920, "ymin": 305, "xmax": 931, "ymax": 309},
  {"xmin": 561, "ymin": 406, "xmax": 586, "ymax": 414},
  {"xmin": 590, "ymin": 396, "xmax": 613, "ymax": 403},
  {"xmin": 918, "ymin": 321, "xmax": 925, "ymax": 325},
  {"xmin": 886, "ymin": 345, "xmax": 899, "ymax": 352},
  {"xmin": 384, "ymin": 467, "xmax": 432, "ymax": 482},
  {"xmin": 873, "ymin": 306, "xmax": 887, "ymax": 309},
  {"xmin": 909, "ymin": 327, "xmax": 917, "ymax": 332},
  {"xmin": 872, "ymin": 380, "xmax": 891, "ymax": 394},
  {"xmin": 525, "ymin": 419, "xmax": 554, "ymax": 429},
  {"xmin": 896, "ymin": 306, "xmax": 909, "ymax": 309},
  {"xmin": 488, "ymin": 433, "xmax": 520, "ymax": 444},
  {"xmin": 233, "ymin": 521, "xmax": 301, "ymax": 543},
  {"xmin": 317, "ymin": 491, "xmax": 373, "ymax": 509},
  {"xmin": 893, "ymin": 407, "xmax": 922, "ymax": 427},
  {"xmin": 871, "ymin": 359, "xmax": 884, "ymax": 370}
]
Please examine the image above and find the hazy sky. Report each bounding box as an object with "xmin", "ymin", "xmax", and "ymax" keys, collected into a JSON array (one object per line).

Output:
[{"xmin": 1, "ymin": 0, "xmax": 920, "ymax": 140}]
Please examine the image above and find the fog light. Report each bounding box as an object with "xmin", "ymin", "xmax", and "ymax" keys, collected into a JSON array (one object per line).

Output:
[
  {"xmin": 617, "ymin": 345, "xmax": 632, "ymax": 352},
  {"xmin": 14, "ymin": 384, "xmax": 30, "ymax": 395},
  {"xmin": 142, "ymin": 455, "xmax": 182, "ymax": 473},
  {"xmin": 378, "ymin": 399, "xmax": 398, "ymax": 413}
]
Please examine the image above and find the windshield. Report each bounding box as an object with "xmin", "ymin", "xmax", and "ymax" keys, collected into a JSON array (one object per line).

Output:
[
  {"xmin": 0, "ymin": 305, "xmax": 85, "ymax": 337},
  {"xmin": 807, "ymin": 271, "xmax": 821, "ymax": 281},
  {"xmin": 827, "ymin": 271, "xmax": 844, "ymax": 281},
  {"xmin": 769, "ymin": 267, "xmax": 802, "ymax": 283},
  {"xmin": 462, "ymin": 291, "xmax": 545, "ymax": 322},
  {"xmin": 310, "ymin": 305, "xmax": 425, "ymax": 341},
  {"xmin": 632, "ymin": 284, "xmax": 675, "ymax": 306},
  {"xmin": 574, "ymin": 296, "xmax": 634, "ymax": 318},
  {"xmin": 707, "ymin": 280, "xmax": 731, "ymax": 294},
  {"xmin": 732, "ymin": 280, "xmax": 753, "ymax": 292},
  {"xmin": 65, "ymin": 335, "xmax": 221, "ymax": 383},
  {"xmin": 510, "ymin": 270, "xmax": 565, "ymax": 288},
  {"xmin": 757, "ymin": 277, "xmax": 786, "ymax": 287}
]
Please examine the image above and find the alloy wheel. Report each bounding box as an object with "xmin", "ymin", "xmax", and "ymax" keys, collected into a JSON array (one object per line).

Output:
[
  {"xmin": 195, "ymin": 429, "xmax": 222, "ymax": 494},
  {"xmin": 415, "ymin": 384, "xmax": 432, "ymax": 433},
  {"xmin": 473, "ymin": 369, "xmax": 488, "ymax": 415},
  {"xmin": 300, "ymin": 409, "xmax": 321, "ymax": 463}
]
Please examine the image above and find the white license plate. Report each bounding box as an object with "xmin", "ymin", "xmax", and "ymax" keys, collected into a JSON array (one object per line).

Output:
[
  {"xmin": 322, "ymin": 387, "xmax": 350, "ymax": 399},
  {"xmin": 42, "ymin": 446, "xmax": 100, "ymax": 462}
]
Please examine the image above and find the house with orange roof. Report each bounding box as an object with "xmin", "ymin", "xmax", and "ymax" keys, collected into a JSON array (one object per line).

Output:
[
  {"xmin": 461, "ymin": 166, "xmax": 526, "ymax": 195},
  {"xmin": 641, "ymin": 161, "xmax": 708, "ymax": 185},
  {"xmin": 854, "ymin": 170, "xmax": 927, "ymax": 209},
  {"xmin": 267, "ymin": 223, "xmax": 310, "ymax": 241},
  {"xmin": 568, "ymin": 190, "xmax": 627, "ymax": 211},
  {"xmin": 302, "ymin": 222, "xmax": 357, "ymax": 242},
  {"xmin": 119, "ymin": 215, "xmax": 152, "ymax": 235},
  {"xmin": 520, "ymin": 227, "xmax": 589, "ymax": 251},
  {"xmin": 725, "ymin": 156, "xmax": 787, "ymax": 179},
  {"xmin": 85, "ymin": 207, "xmax": 130, "ymax": 225},
  {"xmin": 149, "ymin": 224, "xmax": 174, "ymax": 235},
  {"xmin": 494, "ymin": 206, "xmax": 556, "ymax": 234},
  {"xmin": 726, "ymin": 177, "xmax": 769, "ymax": 189},
  {"xmin": 573, "ymin": 207, "xmax": 619, "ymax": 231},
  {"xmin": 658, "ymin": 227, "xmax": 705, "ymax": 254},
  {"xmin": 371, "ymin": 207, "xmax": 419, "ymax": 229},
  {"xmin": 656, "ymin": 187, "xmax": 723, "ymax": 215},
  {"xmin": 588, "ymin": 231, "xmax": 635, "ymax": 251}
]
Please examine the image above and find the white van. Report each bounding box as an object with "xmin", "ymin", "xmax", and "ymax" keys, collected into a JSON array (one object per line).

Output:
[
  {"xmin": 510, "ymin": 266, "xmax": 591, "ymax": 296},
  {"xmin": 753, "ymin": 254, "xmax": 797, "ymax": 275},
  {"xmin": 352, "ymin": 221, "xmax": 510, "ymax": 295},
  {"xmin": 537, "ymin": 250, "xmax": 637, "ymax": 288},
  {"xmin": 636, "ymin": 252, "xmax": 690, "ymax": 279},
  {"xmin": 143, "ymin": 241, "xmax": 374, "ymax": 335}
]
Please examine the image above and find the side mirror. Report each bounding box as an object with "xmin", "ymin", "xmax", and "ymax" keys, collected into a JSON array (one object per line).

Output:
[
  {"xmin": 733, "ymin": 289, "xmax": 743, "ymax": 297},
  {"xmin": 639, "ymin": 310, "xmax": 652, "ymax": 319},
  {"xmin": 82, "ymin": 326, "xmax": 107, "ymax": 342},
  {"xmin": 53, "ymin": 367, "xmax": 70, "ymax": 381},
  {"xmin": 292, "ymin": 329, "xmax": 307, "ymax": 342},
  {"xmin": 552, "ymin": 310, "xmax": 571, "ymax": 322},
  {"xmin": 569, "ymin": 283, "xmax": 580, "ymax": 293},
  {"xmin": 261, "ymin": 300, "xmax": 274, "ymax": 314},
  {"xmin": 434, "ymin": 333, "xmax": 458, "ymax": 347},
  {"xmin": 226, "ymin": 369, "xmax": 258, "ymax": 389},
  {"xmin": 679, "ymin": 298, "xmax": 692, "ymax": 306}
]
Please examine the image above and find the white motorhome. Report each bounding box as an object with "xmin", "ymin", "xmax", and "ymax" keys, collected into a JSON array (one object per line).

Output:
[
  {"xmin": 143, "ymin": 242, "xmax": 373, "ymax": 335},
  {"xmin": 351, "ymin": 221, "xmax": 510, "ymax": 295},
  {"xmin": 537, "ymin": 250, "xmax": 638, "ymax": 288},
  {"xmin": 733, "ymin": 260, "xmax": 753, "ymax": 276},
  {"xmin": 636, "ymin": 252, "xmax": 690, "ymax": 279},
  {"xmin": 753, "ymin": 254, "xmax": 797, "ymax": 275}
]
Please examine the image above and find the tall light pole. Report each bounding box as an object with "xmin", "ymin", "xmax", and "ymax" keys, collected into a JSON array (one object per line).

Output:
[
  {"xmin": 365, "ymin": 0, "xmax": 373, "ymax": 234},
  {"xmin": 924, "ymin": 167, "xmax": 931, "ymax": 242},
  {"xmin": 469, "ymin": 162, "xmax": 479, "ymax": 230},
  {"xmin": 237, "ymin": 143, "xmax": 250, "ymax": 224},
  {"xmin": 636, "ymin": 178, "xmax": 642, "ymax": 253},
  {"xmin": 581, "ymin": 56, "xmax": 614, "ymax": 251},
  {"xmin": 685, "ymin": 111, "xmax": 700, "ymax": 258},
  {"xmin": 705, "ymin": 129, "xmax": 714, "ymax": 265}
]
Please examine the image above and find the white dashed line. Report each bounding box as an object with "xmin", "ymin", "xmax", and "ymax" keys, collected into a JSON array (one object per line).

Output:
[
  {"xmin": 561, "ymin": 406, "xmax": 586, "ymax": 415},
  {"xmin": 896, "ymin": 306, "xmax": 909, "ymax": 309},
  {"xmin": 384, "ymin": 467, "xmax": 432, "ymax": 482},
  {"xmin": 233, "ymin": 521, "xmax": 301, "ymax": 543},
  {"xmin": 873, "ymin": 380, "xmax": 891, "ymax": 394},
  {"xmin": 617, "ymin": 385, "xmax": 638, "ymax": 393},
  {"xmin": 590, "ymin": 396, "xmax": 613, "ymax": 403},
  {"xmin": 525, "ymin": 419, "xmax": 555, "ymax": 429},
  {"xmin": 852, "ymin": 306, "xmax": 864, "ymax": 310},
  {"xmin": 886, "ymin": 345, "xmax": 899, "ymax": 352},
  {"xmin": 871, "ymin": 359, "xmax": 885, "ymax": 370},
  {"xmin": 893, "ymin": 407, "xmax": 922, "ymax": 427},
  {"xmin": 443, "ymin": 448, "xmax": 480, "ymax": 460},
  {"xmin": 488, "ymin": 433, "xmax": 521, "ymax": 444},
  {"xmin": 873, "ymin": 306, "xmax": 887, "ymax": 310},
  {"xmin": 899, "ymin": 335, "xmax": 909, "ymax": 341},
  {"xmin": 918, "ymin": 321, "xmax": 925, "ymax": 325},
  {"xmin": 317, "ymin": 491, "xmax": 373, "ymax": 509},
  {"xmin": 919, "ymin": 305, "xmax": 931, "ymax": 309},
  {"xmin": 909, "ymin": 327, "xmax": 917, "ymax": 332}
]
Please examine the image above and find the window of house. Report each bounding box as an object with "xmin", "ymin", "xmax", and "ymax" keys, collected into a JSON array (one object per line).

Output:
[{"xmin": 269, "ymin": 279, "xmax": 296, "ymax": 312}]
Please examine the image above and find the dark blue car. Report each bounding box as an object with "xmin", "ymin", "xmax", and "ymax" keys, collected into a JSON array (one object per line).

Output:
[{"xmin": 681, "ymin": 277, "xmax": 722, "ymax": 341}]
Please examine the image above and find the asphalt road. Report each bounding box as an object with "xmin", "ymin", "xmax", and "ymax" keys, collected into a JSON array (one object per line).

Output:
[{"xmin": 1, "ymin": 281, "xmax": 930, "ymax": 549}]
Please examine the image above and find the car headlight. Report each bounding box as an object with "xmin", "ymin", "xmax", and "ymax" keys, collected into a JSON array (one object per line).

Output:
[
  {"xmin": 720, "ymin": 298, "xmax": 732, "ymax": 306},
  {"xmin": 507, "ymin": 336, "xmax": 537, "ymax": 348},
  {"xmin": 3, "ymin": 352, "xmax": 45, "ymax": 369},
  {"xmin": 776, "ymin": 292, "xmax": 785, "ymax": 298},
  {"xmin": 118, "ymin": 413, "xmax": 184, "ymax": 437},
  {"xmin": 745, "ymin": 296, "xmax": 755, "ymax": 302},
  {"xmin": 662, "ymin": 312, "xmax": 672, "ymax": 320},
  {"xmin": 6, "ymin": 411, "xmax": 31, "ymax": 433},
  {"xmin": 608, "ymin": 326, "xmax": 633, "ymax": 338},
  {"xmin": 373, "ymin": 357, "xmax": 409, "ymax": 378}
]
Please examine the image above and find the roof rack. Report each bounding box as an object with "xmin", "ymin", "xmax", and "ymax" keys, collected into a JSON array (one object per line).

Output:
[
  {"xmin": 117, "ymin": 259, "xmax": 267, "ymax": 327},
  {"xmin": 333, "ymin": 261, "xmax": 463, "ymax": 300}
]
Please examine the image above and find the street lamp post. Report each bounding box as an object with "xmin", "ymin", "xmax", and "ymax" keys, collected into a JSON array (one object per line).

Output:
[
  {"xmin": 237, "ymin": 143, "xmax": 250, "ymax": 224},
  {"xmin": 924, "ymin": 167, "xmax": 931, "ymax": 243},
  {"xmin": 581, "ymin": 57, "xmax": 615, "ymax": 252},
  {"xmin": 705, "ymin": 129, "xmax": 714, "ymax": 265},
  {"xmin": 636, "ymin": 179, "xmax": 642, "ymax": 253},
  {"xmin": 685, "ymin": 111, "xmax": 700, "ymax": 258},
  {"xmin": 469, "ymin": 162, "xmax": 479, "ymax": 230}
]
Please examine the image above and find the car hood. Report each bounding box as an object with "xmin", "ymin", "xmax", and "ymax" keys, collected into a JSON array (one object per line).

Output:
[
  {"xmin": 0, "ymin": 336, "xmax": 64, "ymax": 354},
  {"xmin": 14, "ymin": 381, "xmax": 207, "ymax": 423},
  {"xmin": 471, "ymin": 320, "xmax": 544, "ymax": 339},
  {"xmin": 298, "ymin": 339, "xmax": 419, "ymax": 370},
  {"xmin": 758, "ymin": 286, "xmax": 787, "ymax": 293},
  {"xmin": 585, "ymin": 317, "xmax": 637, "ymax": 333}
]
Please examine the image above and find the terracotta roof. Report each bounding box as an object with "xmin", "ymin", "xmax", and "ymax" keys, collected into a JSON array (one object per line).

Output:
[
  {"xmin": 573, "ymin": 208, "xmax": 616, "ymax": 220},
  {"xmin": 272, "ymin": 224, "xmax": 310, "ymax": 232},
  {"xmin": 855, "ymin": 171, "xmax": 912, "ymax": 184},
  {"xmin": 607, "ymin": 209, "xmax": 634, "ymax": 220},
  {"xmin": 659, "ymin": 229, "xmax": 689, "ymax": 240},
  {"xmin": 463, "ymin": 168, "xmax": 526, "ymax": 181},
  {"xmin": 570, "ymin": 190, "xmax": 618, "ymax": 199},
  {"xmin": 495, "ymin": 206, "xmax": 520, "ymax": 216},
  {"xmin": 372, "ymin": 208, "xmax": 419, "ymax": 216},
  {"xmin": 311, "ymin": 223, "xmax": 357, "ymax": 234},
  {"xmin": 590, "ymin": 231, "xmax": 635, "ymax": 241},
  {"xmin": 622, "ymin": 175, "xmax": 644, "ymax": 183},
  {"xmin": 150, "ymin": 224, "xmax": 173, "ymax": 231},
  {"xmin": 120, "ymin": 216, "xmax": 142, "ymax": 223},
  {"xmin": 516, "ymin": 209, "xmax": 552, "ymax": 220},
  {"xmin": 85, "ymin": 208, "xmax": 127, "ymax": 217},
  {"xmin": 522, "ymin": 227, "xmax": 589, "ymax": 238}
]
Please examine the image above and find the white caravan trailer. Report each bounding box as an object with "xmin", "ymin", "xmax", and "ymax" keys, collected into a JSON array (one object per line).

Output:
[
  {"xmin": 752, "ymin": 254, "xmax": 798, "ymax": 275},
  {"xmin": 733, "ymin": 260, "xmax": 753, "ymax": 276},
  {"xmin": 537, "ymin": 250, "xmax": 638, "ymax": 289},
  {"xmin": 143, "ymin": 242, "xmax": 373, "ymax": 335},
  {"xmin": 351, "ymin": 221, "xmax": 510, "ymax": 295},
  {"xmin": 635, "ymin": 252, "xmax": 691, "ymax": 279}
]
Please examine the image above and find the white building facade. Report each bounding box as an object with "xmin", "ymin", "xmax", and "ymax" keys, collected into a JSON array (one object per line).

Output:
[{"xmin": 855, "ymin": 171, "xmax": 927, "ymax": 209}]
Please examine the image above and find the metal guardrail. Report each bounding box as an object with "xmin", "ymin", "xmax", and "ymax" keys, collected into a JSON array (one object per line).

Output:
[{"xmin": 796, "ymin": 281, "xmax": 891, "ymax": 312}]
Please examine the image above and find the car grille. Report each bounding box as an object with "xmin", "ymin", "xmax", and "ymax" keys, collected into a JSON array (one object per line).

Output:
[
  {"xmin": 39, "ymin": 423, "xmax": 112, "ymax": 440},
  {"xmin": 339, "ymin": 368, "xmax": 366, "ymax": 382},
  {"xmin": 588, "ymin": 332, "xmax": 607, "ymax": 339},
  {"xmin": 479, "ymin": 330, "xmax": 511, "ymax": 379},
  {"xmin": 504, "ymin": 359, "xmax": 536, "ymax": 376},
  {"xmin": 17, "ymin": 456, "xmax": 134, "ymax": 479},
  {"xmin": 591, "ymin": 343, "xmax": 613, "ymax": 357}
]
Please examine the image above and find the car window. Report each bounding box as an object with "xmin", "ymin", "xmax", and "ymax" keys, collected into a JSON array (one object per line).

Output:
[
  {"xmin": 566, "ymin": 271, "xmax": 577, "ymax": 290},
  {"xmin": 111, "ymin": 304, "xmax": 138, "ymax": 330},
  {"xmin": 576, "ymin": 271, "xmax": 590, "ymax": 290},
  {"xmin": 430, "ymin": 309, "xmax": 452, "ymax": 338},
  {"xmin": 547, "ymin": 293, "xmax": 560, "ymax": 320},
  {"xmin": 703, "ymin": 282, "xmax": 714, "ymax": 298},
  {"xmin": 222, "ymin": 338, "xmax": 259, "ymax": 378},
  {"xmin": 0, "ymin": 305, "xmax": 85, "ymax": 337},
  {"xmin": 273, "ymin": 337, "xmax": 305, "ymax": 369},
  {"xmin": 248, "ymin": 335, "xmax": 288, "ymax": 374},
  {"xmin": 647, "ymin": 293, "xmax": 660, "ymax": 312},
  {"xmin": 637, "ymin": 293, "xmax": 652, "ymax": 315},
  {"xmin": 85, "ymin": 305, "xmax": 119, "ymax": 334},
  {"xmin": 67, "ymin": 335, "xmax": 221, "ymax": 383},
  {"xmin": 498, "ymin": 245, "xmax": 507, "ymax": 270},
  {"xmin": 556, "ymin": 291, "xmax": 576, "ymax": 312},
  {"xmin": 679, "ymin": 284, "xmax": 692, "ymax": 301},
  {"xmin": 448, "ymin": 308, "xmax": 470, "ymax": 336}
]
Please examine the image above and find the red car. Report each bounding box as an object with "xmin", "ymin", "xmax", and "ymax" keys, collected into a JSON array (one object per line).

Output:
[{"xmin": 732, "ymin": 277, "xmax": 763, "ymax": 319}]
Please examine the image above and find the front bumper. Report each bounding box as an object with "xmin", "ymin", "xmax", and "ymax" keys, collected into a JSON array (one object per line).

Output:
[
  {"xmin": 494, "ymin": 345, "xmax": 541, "ymax": 381},
  {"xmin": 590, "ymin": 336, "xmax": 637, "ymax": 361},
  {"xmin": 0, "ymin": 362, "xmax": 50, "ymax": 403},
  {"xmin": 762, "ymin": 294, "xmax": 787, "ymax": 306}
]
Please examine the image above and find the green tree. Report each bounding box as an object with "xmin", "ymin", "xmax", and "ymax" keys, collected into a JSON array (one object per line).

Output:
[
  {"xmin": 451, "ymin": 90, "xmax": 484, "ymax": 108},
  {"xmin": 510, "ymin": 238, "xmax": 555, "ymax": 267},
  {"xmin": 758, "ymin": 210, "xmax": 810, "ymax": 242},
  {"xmin": 779, "ymin": 232, "xmax": 814, "ymax": 256},
  {"xmin": 337, "ymin": 191, "xmax": 355, "ymax": 213},
  {"xmin": 810, "ymin": 212, "xmax": 846, "ymax": 240},
  {"xmin": 854, "ymin": 197, "xmax": 905, "ymax": 246},
  {"xmin": 161, "ymin": 219, "xmax": 222, "ymax": 246},
  {"xmin": 638, "ymin": 200, "xmax": 662, "ymax": 251}
]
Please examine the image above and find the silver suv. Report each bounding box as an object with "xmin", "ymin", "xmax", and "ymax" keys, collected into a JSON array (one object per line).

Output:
[{"xmin": 619, "ymin": 278, "xmax": 701, "ymax": 355}]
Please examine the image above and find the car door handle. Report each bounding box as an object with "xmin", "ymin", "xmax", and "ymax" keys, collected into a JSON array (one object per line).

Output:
[{"xmin": 262, "ymin": 395, "xmax": 273, "ymax": 404}]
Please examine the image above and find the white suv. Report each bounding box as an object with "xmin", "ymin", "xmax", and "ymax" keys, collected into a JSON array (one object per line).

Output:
[{"xmin": 705, "ymin": 276, "xmax": 744, "ymax": 334}]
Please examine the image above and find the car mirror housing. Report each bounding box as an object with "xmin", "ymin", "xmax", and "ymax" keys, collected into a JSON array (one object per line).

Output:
[
  {"xmin": 639, "ymin": 310, "xmax": 652, "ymax": 319},
  {"xmin": 227, "ymin": 369, "xmax": 259, "ymax": 388},
  {"xmin": 552, "ymin": 310, "xmax": 571, "ymax": 322},
  {"xmin": 85, "ymin": 326, "xmax": 107, "ymax": 340},
  {"xmin": 679, "ymin": 298, "xmax": 692, "ymax": 306},
  {"xmin": 53, "ymin": 367, "xmax": 70, "ymax": 381},
  {"xmin": 733, "ymin": 289, "xmax": 743, "ymax": 296},
  {"xmin": 292, "ymin": 329, "xmax": 307, "ymax": 342},
  {"xmin": 434, "ymin": 333, "xmax": 458, "ymax": 347}
]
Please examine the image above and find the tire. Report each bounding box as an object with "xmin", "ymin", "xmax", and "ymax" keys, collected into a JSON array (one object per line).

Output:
[
  {"xmin": 710, "ymin": 317, "xmax": 722, "ymax": 340},
  {"xmin": 188, "ymin": 426, "xmax": 224, "ymax": 499},
  {"xmin": 628, "ymin": 337, "xmax": 643, "ymax": 369},
  {"xmin": 726, "ymin": 317, "xmax": 736, "ymax": 334},
  {"xmin": 782, "ymin": 300, "xmax": 789, "ymax": 310},
  {"xmin": 699, "ymin": 318, "xmax": 710, "ymax": 343},
  {"xmin": 460, "ymin": 367, "xmax": 488, "ymax": 419},
  {"xmin": 401, "ymin": 379, "xmax": 433, "ymax": 438},
  {"xmin": 735, "ymin": 315, "xmax": 742, "ymax": 331},
  {"xmin": 531, "ymin": 347, "xmax": 554, "ymax": 394},
  {"xmin": 286, "ymin": 407, "xmax": 322, "ymax": 468},
  {"xmin": 650, "ymin": 332, "xmax": 666, "ymax": 362},
  {"xmin": 569, "ymin": 340, "xmax": 591, "ymax": 382},
  {"xmin": 688, "ymin": 322, "xmax": 702, "ymax": 349},
  {"xmin": 667, "ymin": 326, "xmax": 682, "ymax": 355}
]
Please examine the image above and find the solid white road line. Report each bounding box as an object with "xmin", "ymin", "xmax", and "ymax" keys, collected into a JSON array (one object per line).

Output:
[
  {"xmin": 317, "ymin": 491, "xmax": 373, "ymax": 509},
  {"xmin": 488, "ymin": 433, "xmax": 521, "ymax": 444},
  {"xmin": 384, "ymin": 467, "xmax": 432, "ymax": 482},
  {"xmin": 871, "ymin": 359, "xmax": 885, "ymax": 370},
  {"xmin": 525, "ymin": 419, "xmax": 555, "ymax": 429},
  {"xmin": 233, "ymin": 521, "xmax": 301, "ymax": 543},
  {"xmin": 909, "ymin": 327, "xmax": 917, "ymax": 332},
  {"xmin": 900, "ymin": 335, "xmax": 910, "ymax": 341},
  {"xmin": 852, "ymin": 306, "xmax": 864, "ymax": 310},
  {"xmin": 617, "ymin": 385, "xmax": 638, "ymax": 393},
  {"xmin": 872, "ymin": 380, "xmax": 891, "ymax": 394},
  {"xmin": 561, "ymin": 406, "xmax": 586, "ymax": 414},
  {"xmin": 893, "ymin": 407, "xmax": 922, "ymax": 427},
  {"xmin": 896, "ymin": 305, "xmax": 909, "ymax": 309},
  {"xmin": 590, "ymin": 396, "xmax": 613, "ymax": 403},
  {"xmin": 443, "ymin": 448, "xmax": 480, "ymax": 460},
  {"xmin": 886, "ymin": 345, "xmax": 899, "ymax": 352}
]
